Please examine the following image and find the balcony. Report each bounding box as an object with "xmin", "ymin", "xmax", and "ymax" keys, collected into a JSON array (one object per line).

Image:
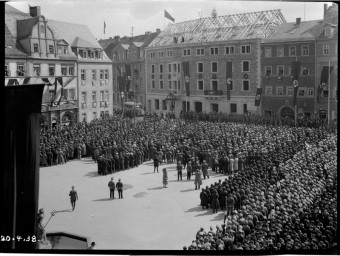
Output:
[{"xmin": 203, "ymin": 90, "xmax": 224, "ymax": 100}]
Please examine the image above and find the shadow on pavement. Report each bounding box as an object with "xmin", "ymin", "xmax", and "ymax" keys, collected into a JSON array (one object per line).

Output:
[
  {"xmin": 54, "ymin": 209, "xmax": 73, "ymax": 213},
  {"xmin": 185, "ymin": 206, "xmax": 202, "ymax": 212},
  {"xmin": 140, "ymin": 172, "xmax": 156, "ymax": 175},
  {"xmin": 195, "ymin": 209, "xmax": 214, "ymax": 217},
  {"xmin": 92, "ymin": 198, "xmax": 113, "ymax": 202},
  {"xmin": 147, "ymin": 186, "xmax": 164, "ymax": 190},
  {"xmin": 210, "ymin": 212, "xmax": 225, "ymax": 221},
  {"xmin": 83, "ymin": 171, "xmax": 100, "ymax": 177},
  {"xmin": 180, "ymin": 188, "xmax": 195, "ymax": 192}
]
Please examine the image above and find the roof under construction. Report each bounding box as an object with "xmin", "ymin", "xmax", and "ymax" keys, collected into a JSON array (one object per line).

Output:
[{"xmin": 149, "ymin": 9, "xmax": 286, "ymax": 47}]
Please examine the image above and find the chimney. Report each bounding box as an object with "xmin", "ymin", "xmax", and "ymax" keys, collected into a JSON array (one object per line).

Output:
[
  {"xmin": 114, "ymin": 35, "xmax": 120, "ymax": 43},
  {"xmin": 156, "ymin": 28, "xmax": 161, "ymax": 33},
  {"xmin": 145, "ymin": 31, "xmax": 151, "ymax": 35},
  {"xmin": 29, "ymin": 6, "xmax": 41, "ymax": 17},
  {"xmin": 324, "ymin": 4, "xmax": 328, "ymax": 19},
  {"xmin": 296, "ymin": 17, "xmax": 301, "ymax": 26}
]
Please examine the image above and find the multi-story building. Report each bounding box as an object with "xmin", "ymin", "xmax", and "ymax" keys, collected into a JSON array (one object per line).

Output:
[
  {"xmin": 5, "ymin": 4, "xmax": 78, "ymax": 127},
  {"xmin": 102, "ymin": 30, "xmax": 160, "ymax": 109},
  {"xmin": 145, "ymin": 10, "xmax": 286, "ymax": 116},
  {"xmin": 5, "ymin": 4, "xmax": 113, "ymax": 125},
  {"xmin": 315, "ymin": 3, "xmax": 338, "ymax": 121},
  {"xmin": 260, "ymin": 18, "xmax": 322, "ymax": 118}
]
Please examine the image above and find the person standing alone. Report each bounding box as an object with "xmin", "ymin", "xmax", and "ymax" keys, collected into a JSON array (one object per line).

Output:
[
  {"xmin": 116, "ymin": 178, "xmax": 123, "ymax": 199},
  {"xmin": 69, "ymin": 186, "xmax": 78, "ymax": 211},
  {"xmin": 108, "ymin": 177, "xmax": 115, "ymax": 199}
]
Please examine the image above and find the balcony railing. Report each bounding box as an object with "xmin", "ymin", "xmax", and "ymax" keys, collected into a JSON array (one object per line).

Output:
[{"xmin": 203, "ymin": 90, "xmax": 223, "ymax": 96}]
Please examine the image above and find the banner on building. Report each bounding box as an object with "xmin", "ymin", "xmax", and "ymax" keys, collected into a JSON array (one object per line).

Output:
[
  {"xmin": 254, "ymin": 88, "xmax": 263, "ymax": 106},
  {"xmin": 226, "ymin": 62, "xmax": 232, "ymax": 100},
  {"xmin": 291, "ymin": 61, "xmax": 300, "ymax": 105},
  {"xmin": 164, "ymin": 10, "xmax": 175, "ymax": 22},
  {"xmin": 318, "ymin": 65, "xmax": 334, "ymax": 103},
  {"xmin": 182, "ymin": 61, "xmax": 190, "ymax": 96},
  {"xmin": 125, "ymin": 64, "xmax": 131, "ymax": 92},
  {"xmin": 118, "ymin": 76, "xmax": 125, "ymax": 92}
]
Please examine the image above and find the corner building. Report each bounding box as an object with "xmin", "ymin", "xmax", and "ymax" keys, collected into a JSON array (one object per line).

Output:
[{"xmin": 145, "ymin": 10, "xmax": 286, "ymax": 116}]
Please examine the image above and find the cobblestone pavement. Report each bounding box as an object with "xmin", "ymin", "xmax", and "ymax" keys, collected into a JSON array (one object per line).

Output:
[{"xmin": 39, "ymin": 158, "xmax": 226, "ymax": 250}]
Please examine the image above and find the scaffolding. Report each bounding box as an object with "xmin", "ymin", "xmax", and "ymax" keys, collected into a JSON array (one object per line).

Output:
[{"xmin": 149, "ymin": 9, "xmax": 286, "ymax": 47}]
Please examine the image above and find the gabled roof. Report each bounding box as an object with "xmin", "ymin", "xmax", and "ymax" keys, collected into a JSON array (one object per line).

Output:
[
  {"xmin": 72, "ymin": 37, "xmax": 100, "ymax": 49},
  {"xmin": 263, "ymin": 19, "xmax": 322, "ymax": 43},
  {"xmin": 149, "ymin": 9, "xmax": 286, "ymax": 47},
  {"xmin": 57, "ymin": 39, "xmax": 69, "ymax": 45},
  {"xmin": 5, "ymin": 3, "xmax": 31, "ymax": 39},
  {"xmin": 121, "ymin": 44, "xmax": 130, "ymax": 50},
  {"xmin": 5, "ymin": 23, "xmax": 27, "ymax": 57},
  {"xmin": 132, "ymin": 42, "xmax": 144, "ymax": 48}
]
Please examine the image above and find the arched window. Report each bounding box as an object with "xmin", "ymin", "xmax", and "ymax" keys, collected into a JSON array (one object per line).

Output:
[{"xmin": 40, "ymin": 24, "xmax": 45, "ymax": 35}]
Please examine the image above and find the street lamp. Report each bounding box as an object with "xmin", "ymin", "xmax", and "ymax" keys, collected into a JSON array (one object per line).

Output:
[{"xmin": 120, "ymin": 91, "xmax": 125, "ymax": 115}]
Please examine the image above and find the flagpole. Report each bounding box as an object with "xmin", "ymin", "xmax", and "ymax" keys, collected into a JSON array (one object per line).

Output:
[
  {"xmin": 327, "ymin": 60, "xmax": 330, "ymax": 125},
  {"xmin": 295, "ymin": 56, "xmax": 298, "ymax": 127}
]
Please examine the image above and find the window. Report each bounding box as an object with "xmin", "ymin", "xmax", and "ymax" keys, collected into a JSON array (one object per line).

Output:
[
  {"xmin": 69, "ymin": 66, "xmax": 74, "ymax": 76},
  {"xmin": 167, "ymin": 50, "xmax": 172, "ymax": 57},
  {"xmin": 162, "ymin": 100, "xmax": 167, "ymax": 110},
  {"xmin": 93, "ymin": 112, "xmax": 97, "ymax": 120},
  {"xmin": 277, "ymin": 46, "xmax": 284, "ymax": 57},
  {"xmin": 5, "ymin": 64, "xmax": 8, "ymax": 76},
  {"xmin": 60, "ymin": 66, "xmax": 67, "ymax": 76},
  {"xmin": 91, "ymin": 52, "xmax": 94, "ymax": 59},
  {"xmin": 178, "ymin": 81, "xmax": 181, "ymax": 90},
  {"xmin": 33, "ymin": 64, "xmax": 40, "ymax": 76},
  {"xmin": 264, "ymin": 47, "xmax": 272, "ymax": 57},
  {"xmin": 100, "ymin": 91, "xmax": 104, "ymax": 101},
  {"xmin": 92, "ymin": 91, "xmax": 97, "ymax": 101},
  {"xmin": 287, "ymin": 86, "xmax": 293, "ymax": 96},
  {"xmin": 82, "ymin": 113, "xmax": 87, "ymax": 122},
  {"xmin": 324, "ymin": 27, "xmax": 331, "ymax": 36},
  {"xmin": 225, "ymin": 46, "xmax": 234, "ymax": 54},
  {"xmin": 150, "ymin": 52, "xmax": 155, "ymax": 59},
  {"xmin": 265, "ymin": 66, "xmax": 272, "ymax": 76},
  {"xmin": 298, "ymin": 87, "xmax": 305, "ymax": 96},
  {"xmin": 197, "ymin": 62, "xmax": 204, "ymax": 73},
  {"xmin": 63, "ymin": 47, "xmax": 67, "ymax": 54},
  {"xmin": 33, "ymin": 43, "xmax": 39, "ymax": 53},
  {"xmin": 210, "ymin": 47, "xmax": 219, "ymax": 55},
  {"xmin": 277, "ymin": 65, "xmax": 284, "ymax": 76},
  {"xmin": 242, "ymin": 80, "xmax": 250, "ymax": 91},
  {"xmin": 81, "ymin": 69, "xmax": 86, "ymax": 80},
  {"xmin": 105, "ymin": 91, "xmax": 109, "ymax": 101},
  {"xmin": 155, "ymin": 99, "xmax": 159, "ymax": 110},
  {"xmin": 302, "ymin": 45, "xmax": 309, "ymax": 56},
  {"xmin": 17, "ymin": 64, "xmax": 24, "ymax": 76},
  {"xmin": 48, "ymin": 65, "xmax": 55, "ymax": 76},
  {"xmin": 81, "ymin": 92, "xmax": 86, "ymax": 102},
  {"xmin": 48, "ymin": 45, "xmax": 54, "ymax": 53},
  {"xmin": 173, "ymin": 81, "xmax": 177, "ymax": 90},
  {"xmin": 69, "ymin": 89, "xmax": 75, "ymax": 100},
  {"xmin": 266, "ymin": 86, "xmax": 272, "ymax": 95},
  {"xmin": 183, "ymin": 49, "xmax": 191, "ymax": 56},
  {"xmin": 160, "ymin": 64, "xmax": 163, "ymax": 73},
  {"xmin": 241, "ymin": 45, "xmax": 251, "ymax": 54},
  {"xmin": 289, "ymin": 46, "xmax": 296, "ymax": 57},
  {"xmin": 242, "ymin": 61, "xmax": 250, "ymax": 72},
  {"xmin": 211, "ymin": 62, "xmax": 218, "ymax": 73},
  {"xmin": 159, "ymin": 80, "xmax": 164, "ymax": 90},
  {"xmin": 323, "ymin": 45, "xmax": 329, "ymax": 55},
  {"xmin": 152, "ymin": 80, "xmax": 155, "ymax": 89},
  {"xmin": 277, "ymin": 86, "xmax": 283, "ymax": 96},
  {"xmin": 158, "ymin": 51, "xmax": 164, "ymax": 58},
  {"xmin": 196, "ymin": 48, "xmax": 205, "ymax": 56},
  {"xmin": 63, "ymin": 89, "xmax": 69, "ymax": 100},
  {"xmin": 40, "ymin": 24, "xmax": 44, "ymax": 34},
  {"xmin": 230, "ymin": 103, "xmax": 237, "ymax": 113},
  {"xmin": 168, "ymin": 81, "xmax": 172, "ymax": 89},
  {"xmin": 302, "ymin": 66, "xmax": 309, "ymax": 75},
  {"xmin": 308, "ymin": 88, "xmax": 314, "ymax": 96},
  {"xmin": 104, "ymin": 70, "xmax": 109, "ymax": 80},
  {"xmin": 197, "ymin": 80, "xmax": 204, "ymax": 91},
  {"xmin": 92, "ymin": 70, "xmax": 96, "ymax": 80},
  {"xmin": 177, "ymin": 63, "xmax": 181, "ymax": 73},
  {"xmin": 100, "ymin": 70, "xmax": 104, "ymax": 80},
  {"xmin": 83, "ymin": 51, "xmax": 87, "ymax": 58},
  {"xmin": 151, "ymin": 65, "xmax": 155, "ymax": 73},
  {"xmin": 173, "ymin": 63, "xmax": 177, "ymax": 73},
  {"xmin": 168, "ymin": 64, "xmax": 171, "ymax": 73}
]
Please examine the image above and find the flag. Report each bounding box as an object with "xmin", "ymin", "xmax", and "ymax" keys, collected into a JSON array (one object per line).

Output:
[
  {"xmin": 56, "ymin": 77, "xmax": 64, "ymax": 105},
  {"xmin": 164, "ymin": 10, "xmax": 175, "ymax": 22},
  {"xmin": 41, "ymin": 77, "xmax": 52, "ymax": 86},
  {"xmin": 125, "ymin": 64, "xmax": 131, "ymax": 92},
  {"xmin": 104, "ymin": 21, "xmax": 106, "ymax": 34},
  {"xmin": 182, "ymin": 61, "xmax": 190, "ymax": 96},
  {"xmin": 254, "ymin": 88, "xmax": 263, "ymax": 106},
  {"xmin": 291, "ymin": 61, "xmax": 300, "ymax": 105},
  {"xmin": 118, "ymin": 76, "xmax": 125, "ymax": 92},
  {"xmin": 23, "ymin": 77, "xmax": 30, "ymax": 84},
  {"xmin": 226, "ymin": 62, "xmax": 232, "ymax": 100},
  {"xmin": 7, "ymin": 79, "xmax": 19, "ymax": 86}
]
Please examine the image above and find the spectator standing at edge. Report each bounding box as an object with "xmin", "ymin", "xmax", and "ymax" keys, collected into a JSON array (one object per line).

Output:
[
  {"xmin": 69, "ymin": 186, "xmax": 78, "ymax": 211},
  {"xmin": 116, "ymin": 178, "xmax": 123, "ymax": 199},
  {"xmin": 108, "ymin": 177, "xmax": 115, "ymax": 199}
]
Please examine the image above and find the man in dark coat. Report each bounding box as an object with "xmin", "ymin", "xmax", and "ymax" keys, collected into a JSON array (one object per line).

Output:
[
  {"xmin": 116, "ymin": 178, "xmax": 124, "ymax": 199},
  {"xmin": 108, "ymin": 177, "xmax": 115, "ymax": 199},
  {"xmin": 200, "ymin": 188, "xmax": 209, "ymax": 209},
  {"xmin": 177, "ymin": 161, "xmax": 183, "ymax": 181}
]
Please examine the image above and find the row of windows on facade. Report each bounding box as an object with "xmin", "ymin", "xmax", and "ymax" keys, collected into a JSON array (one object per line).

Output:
[
  {"xmin": 82, "ymin": 111, "xmax": 109, "ymax": 121},
  {"xmin": 48, "ymin": 88, "xmax": 76, "ymax": 101},
  {"xmin": 114, "ymin": 50, "xmax": 144, "ymax": 61},
  {"xmin": 4, "ymin": 64, "xmax": 75, "ymax": 77},
  {"xmin": 32, "ymin": 43, "xmax": 69, "ymax": 55},
  {"xmin": 149, "ymin": 45, "xmax": 252, "ymax": 58},
  {"xmin": 78, "ymin": 49, "xmax": 103, "ymax": 59},
  {"xmin": 149, "ymin": 43, "xmax": 336, "ymax": 59},
  {"xmin": 264, "ymin": 86, "xmax": 337, "ymax": 98},
  {"xmin": 80, "ymin": 90, "xmax": 110, "ymax": 103},
  {"xmin": 80, "ymin": 69, "xmax": 109, "ymax": 81}
]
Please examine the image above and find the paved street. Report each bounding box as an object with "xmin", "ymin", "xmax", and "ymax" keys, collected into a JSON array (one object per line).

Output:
[{"xmin": 39, "ymin": 158, "xmax": 226, "ymax": 250}]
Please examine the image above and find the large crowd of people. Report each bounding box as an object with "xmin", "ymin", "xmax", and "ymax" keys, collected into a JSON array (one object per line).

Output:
[{"xmin": 38, "ymin": 111, "xmax": 337, "ymax": 252}]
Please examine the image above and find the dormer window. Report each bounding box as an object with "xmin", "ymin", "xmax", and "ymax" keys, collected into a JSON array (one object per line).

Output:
[
  {"xmin": 49, "ymin": 45, "xmax": 54, "ymax": 54},
  {"xmin": 40, "ymin": 24, "xmax": 44, "ymax": 35},
  {"xmin": 325, "ymin": 27, "xmax": 331, "ymax": 36},
  {"xmin": 83, "ymin": 51, "xmax": 87, "ymax": 58},
  {"xmin": 63, "ymin": 47, "xmax": 67, "ymax": 54}
]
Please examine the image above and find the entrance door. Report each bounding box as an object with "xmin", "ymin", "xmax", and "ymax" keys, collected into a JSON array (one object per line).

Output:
[
  {"xmin": 194, "ymin": 102, "xmax": 202, "ymax": 113},
  {"xmin": 280, "ymin": 107, "xmax": 295, "ymax": 119},
  {"xmin": 182, "ymin": 101, "xmax": 190, "ymax": 112},
  {"xmin": 211, "ymin": 103, "xmax": 218, "ymax": 113}
]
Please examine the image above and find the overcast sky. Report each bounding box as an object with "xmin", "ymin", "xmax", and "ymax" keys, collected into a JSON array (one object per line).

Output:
[{"xmin": 8, "ymin": 0, "xmax": 333, "ymax": 41}]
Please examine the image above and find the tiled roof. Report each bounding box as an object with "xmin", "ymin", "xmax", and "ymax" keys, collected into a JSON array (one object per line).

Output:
[
  {"xmin": 149, "ymin": 9, "xmax": 286, "ymax": 47},
  {"xmin": 263, "ymin": 20, "xmax": 323, "ymax": 43},
  {"xmin": 5, "ymin": 3, "xmax": 31, "ymax": 39},
  {"xmin": 5, "ymin": 23, "xmax": 27, "ymax": 57}
]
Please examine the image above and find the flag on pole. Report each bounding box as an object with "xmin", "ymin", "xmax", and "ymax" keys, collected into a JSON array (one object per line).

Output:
[
  {"xmin": 125, "ymin": 64, "xmax": 131, "ymax": 92},
  {"xmin": 182, "ymin": 61, "xmax": 190, "ymax": 96},
  {"xmin": 104, "ymin": 21, "xmax": 106, "ymax": 34},
  {"xmin": 291, "ymin": 61, "xmax": 300, "ymax": 105},
  {"xmin": 254, "ymin": 88, "xmax": 263, "ymax": 106},
  {"xmin": 164, "ymin": 10, "xmax": 175, "ymax": 22},
  {"xmin": 226, "ymin": 62, "xmax": 232, "ymax": 100}
]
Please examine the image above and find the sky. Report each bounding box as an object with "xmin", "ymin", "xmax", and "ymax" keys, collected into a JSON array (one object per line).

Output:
[{"xmin": 7, "ymin": 0, "xmax": 333, "ymax": 41}]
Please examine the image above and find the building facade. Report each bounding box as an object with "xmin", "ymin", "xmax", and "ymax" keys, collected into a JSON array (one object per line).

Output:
[{"xmin": 145, "ymin": 10, "xmax": 286, "ymax": 116}]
